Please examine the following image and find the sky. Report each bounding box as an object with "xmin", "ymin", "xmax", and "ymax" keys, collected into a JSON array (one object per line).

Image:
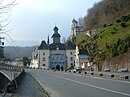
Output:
[{"xmin": 2, "ymin": 0, "xmax": 102, "ymax": 46}]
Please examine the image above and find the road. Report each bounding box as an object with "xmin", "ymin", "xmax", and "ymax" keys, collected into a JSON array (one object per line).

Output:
[
  {"xmin": 11, "ymin": 72, "xmax": 46, "ymax": 97},
  {"xmin": 27, "ymin": 69, "xmax": 130, "ymax": 97}
]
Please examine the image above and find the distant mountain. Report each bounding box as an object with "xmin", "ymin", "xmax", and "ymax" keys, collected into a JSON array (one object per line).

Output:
[{"xmin": 4, "ymin": 46, "xmax": 38, "ymax": 59}]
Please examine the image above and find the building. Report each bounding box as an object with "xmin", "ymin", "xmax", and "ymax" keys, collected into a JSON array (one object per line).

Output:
[
  {"xmin": 38, "ymin": 26, "xmax": 75, "ymax": 70},
  {"xmin": 30, "ymin": 47, "xmax": 39, "ymax": 68},
  {"xmin": 69, "ymin": 18, "xmax": 84, "ymax": 40},
  {"xmin": 75, "ymin": 46, "xmax": 90, "ymax": 69},
  {"xmin": 81, "ymin": 60, "xmax": 93, "ymax": 71}
]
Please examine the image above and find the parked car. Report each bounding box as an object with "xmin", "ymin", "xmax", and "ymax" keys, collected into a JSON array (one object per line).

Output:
[
  {"xmin": 118, "ymin": 68, "xmax": 128, "ymax": 72},
  {"xmin": 104, "ymin": 68, "xmax": 111, "ymax": 72}
]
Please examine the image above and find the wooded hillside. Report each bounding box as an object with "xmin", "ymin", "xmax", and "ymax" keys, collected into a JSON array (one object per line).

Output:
[{"xmin": 84, "ymin": 0, "xmax": 130, "ymax": 30}]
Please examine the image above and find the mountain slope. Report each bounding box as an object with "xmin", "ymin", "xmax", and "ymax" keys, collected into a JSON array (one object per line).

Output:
[
  {"xmin": 4, "ymin": 46, "xmax": 37, "ymax": 59},
  {"xmin": 75, "ymin": 14, "xmax": 130, "ymax": 61}
]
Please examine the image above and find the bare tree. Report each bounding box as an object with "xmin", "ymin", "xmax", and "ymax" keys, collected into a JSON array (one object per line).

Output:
[
  {"xmin": 0, "ymin": 0, "xmax": 17, "ymax": 60},
  {"xmin": 0, "ymin": 0, "xmax": 17, "ymax": 35}
]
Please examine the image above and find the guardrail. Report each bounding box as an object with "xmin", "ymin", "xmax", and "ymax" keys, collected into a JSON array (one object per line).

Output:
[
  {"xmin": 65, "ymin": 70, "xmax": 130, "ymax": 80},
  {"xmin": 0, "ymin": 64, "xmax": 24, "ymax": 72}
]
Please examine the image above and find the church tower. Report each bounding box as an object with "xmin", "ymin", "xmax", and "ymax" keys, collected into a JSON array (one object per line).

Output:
[{"xmin": 52, "ymin": 26, "xmax": 61, "ymax": 43}]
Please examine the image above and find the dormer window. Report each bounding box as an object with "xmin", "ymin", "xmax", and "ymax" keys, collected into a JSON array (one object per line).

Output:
[{"xmin": 56, "ymin": 45, "xmax": 59, "ymax": 50}]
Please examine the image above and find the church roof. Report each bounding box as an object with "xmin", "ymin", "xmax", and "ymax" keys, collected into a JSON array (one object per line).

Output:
[
  {"xmin": 49, "ymin": 43, "xmax": 66, "ymax": 50},
  {"xmin": 38, "ymin": 41, "xmax": 48, "ymax": 50},
  {"xmin": 53, "ymin": 26, "xmax": 59, "ymax": 31},
  {"xmin": 66, "ymin": 41, "xmax": 75, "ymax": 49}
]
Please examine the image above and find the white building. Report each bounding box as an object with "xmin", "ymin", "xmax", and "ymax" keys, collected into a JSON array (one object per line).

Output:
[
  {"xmin": 38, "ymin": 26, "xmax": 75, "ymax": 70},
  {"xmin": 70, "ymin": 18, "xmax": 84, "ymax": 40},
  {"xmin": 75, "ymin": 46, "xmax": 90, "ymax": 69},
  {"xmin": 30, "ymin": 48, "xmax": 39, "ymax": 68}
]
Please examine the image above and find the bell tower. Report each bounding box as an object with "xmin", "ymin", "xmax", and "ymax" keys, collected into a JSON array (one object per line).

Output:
[{"xmin": 52, "ymin": 26, "xmax": 61, "ymax": 43}]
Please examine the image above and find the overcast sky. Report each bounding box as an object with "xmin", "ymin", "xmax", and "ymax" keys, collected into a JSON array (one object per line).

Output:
[{"xmin": 3, "ymin": 0, "xmax": 102, "ymax": 46}]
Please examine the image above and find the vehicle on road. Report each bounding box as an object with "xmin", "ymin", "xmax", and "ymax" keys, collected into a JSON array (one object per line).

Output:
[
  {"xmin": 104, "ymin": 68, "xmax": 111, "ymax": 72},
  {"xmin": 118, "ymin": 68, "xmax": 129, "ymax": 72}
]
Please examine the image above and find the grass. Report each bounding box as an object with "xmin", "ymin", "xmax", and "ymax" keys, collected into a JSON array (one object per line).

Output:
[{"xmin": 75, "ymin": 14, "xmax": 130, "ymax": 59}]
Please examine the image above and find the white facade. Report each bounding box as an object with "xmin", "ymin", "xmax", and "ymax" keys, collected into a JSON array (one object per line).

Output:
[
  {"xmin": 31, "ymin": 48, "xmax": 39, "ymax": 68},
  {"xmin": 37, "ymin": 26, "xmax": 75, "ymax": 70},
  {"xmin": 66, "ymin": 50, "xmax": 75, "ymax": 68},
  {"xmin": 75, "ymin": 46, "xmax": 80, "ymax": 68},
  {"xmin": 30, "ymin": 59, "xmax": 38, "ymax": 68},
  {"xmin": 75, "ymin": 46, "xmax": 90, "ymax": 69},
  {"xmin": 38, "ymin": 50, "xmax": 50, "ymax": 69}
]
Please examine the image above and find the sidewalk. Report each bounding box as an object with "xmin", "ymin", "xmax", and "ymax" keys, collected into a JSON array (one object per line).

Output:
[{"xmin": 10, "ymin": 72, "xmax": 46, "ymax": 97}]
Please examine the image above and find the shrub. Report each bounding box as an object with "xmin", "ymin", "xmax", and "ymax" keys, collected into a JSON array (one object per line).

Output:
[
  {"xmin": 111, "ymin": 31, "xmax": 116, "ymax": 34},
  {"xmin": 113, "ymin": 28, "xmax": 116, "ymax": 30},
  {"xmin": 121, "ymin": 16, "xmax": 129, "ymax": 22},
  {"xmin": 120, "ymin": 23, "xmax": 128, "ymax": 28},
  {"xmin": 116, "ymin": 19, "xmax": 121, "ymax": 23},
  {"xmin": 109, "ymin": 24, "xmax": 113, "ymax": 26},
  {"xmin": 103, "ymin": 24, "xmax": 107, "ymax": 28}
]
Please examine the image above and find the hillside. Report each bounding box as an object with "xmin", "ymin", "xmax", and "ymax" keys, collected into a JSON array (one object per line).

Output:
[
  {"xmin": 76, "ymin": 14, "xmax": 130, "ymax": 61},
  {"xmin": 84, "ymin": 0, "xmax": 130, "ymax": 30},
  {"xmin": 4, "ymin": 46, "xmax": 37, "ymax": 59}
]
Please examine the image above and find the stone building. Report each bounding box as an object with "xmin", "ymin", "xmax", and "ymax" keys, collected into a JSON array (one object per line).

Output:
[
  {"xmin": 70, "ymin": 18, "xmax": 84, "ymax": 40},
  {"xmin": 38, "ymin": 26, "xmax": 75, "ymax": 70}
]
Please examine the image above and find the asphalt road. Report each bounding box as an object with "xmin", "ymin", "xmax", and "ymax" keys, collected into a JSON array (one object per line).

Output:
[{"xmin": 27, "ymin": 69, "xmax": 130, "ymax": 97}]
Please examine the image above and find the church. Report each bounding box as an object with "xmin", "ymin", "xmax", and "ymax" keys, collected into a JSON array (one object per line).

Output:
[{"xmin": 38, "ymin": 26, "xmax": 75, "ymax": 70}]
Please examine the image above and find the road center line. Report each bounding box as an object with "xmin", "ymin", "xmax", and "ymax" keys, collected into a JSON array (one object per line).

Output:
[{"xmin": 48, "ymin": 73, "xmax": 130, "ymax": 97}]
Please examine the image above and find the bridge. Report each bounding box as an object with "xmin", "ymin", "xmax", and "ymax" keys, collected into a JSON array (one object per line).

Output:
[{"xmin": 0, "ymin": 64, "xmax": 24, "ymax": 93}]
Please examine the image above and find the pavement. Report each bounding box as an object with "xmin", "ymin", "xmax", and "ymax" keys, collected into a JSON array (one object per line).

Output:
[
  {"xmin": 10, "ymin": 72, "xmax": 46, "ymax": 97},
  {"xmin": 27, "ymin": 69, "xmax": 130, "ymax": 97}
]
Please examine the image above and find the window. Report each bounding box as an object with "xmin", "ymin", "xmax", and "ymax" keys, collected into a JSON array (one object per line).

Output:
[
  {"xmin": 43, "ymin": 52, "xmax": 45, "ymax": 55},
  {"xmin": 70, "ymin": 52, "xmax": 73, "ymax": 55},
  {"xmin": 70, "ymin": 57, "xmax": 73, "ymax": 61},
  {"xmin": 43, "ymin": 57, "xmax": 45, "ymax": 61},
  {"xmin": 43, "ymin": 64, "xmax": 45, "ymax": 66}
]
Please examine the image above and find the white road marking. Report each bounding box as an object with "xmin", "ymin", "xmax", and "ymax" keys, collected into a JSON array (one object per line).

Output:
[
  {"xmin": 90, "ymin": 76, "xmax": 103, "ymax": 79},
  {"xmin": 48, "ymin": 73, "xmax": 130, "ymax": 97},
  {"xmin": 63, "ymin": 72, "xmax": 82, "ymax": 77},
  {"xmin": 74, "ymin": 74, "xmax": 82, "ymax": 76}
]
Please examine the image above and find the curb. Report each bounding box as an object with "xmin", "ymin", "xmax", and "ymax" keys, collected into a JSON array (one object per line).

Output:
[{"xmin": 29, "ymin": 73, "xmax": 49, "ymax": 97}]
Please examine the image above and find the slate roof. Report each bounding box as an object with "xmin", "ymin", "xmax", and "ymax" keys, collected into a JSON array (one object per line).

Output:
[
  {"xmin": 49, "ymin": 43, "xmax": 66, "ymax": 50},
  {"xmin": 53, "ymin": 26, "xmax": 59, "ymax": 31},
  {"xmin": 66, "ymin": 41, "xmax": 75, "ymax": 49},
  {"xmin": 79, "ymin": 49, "xmax": 89, "ymax": 55},
  {"xmin": 38, "ymin": 41, "xmax": 48, "ymax": 50}
]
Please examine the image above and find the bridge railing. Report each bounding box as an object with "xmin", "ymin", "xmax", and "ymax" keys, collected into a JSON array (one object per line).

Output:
[{"xmin": 0, "ymin": 64, "xmax": 24, "ymax": 72}]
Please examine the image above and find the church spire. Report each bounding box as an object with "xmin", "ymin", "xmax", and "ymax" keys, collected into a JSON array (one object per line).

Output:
[{"xmin": 47, "ymin": 34, "xmax": 49, "ymax": 45}]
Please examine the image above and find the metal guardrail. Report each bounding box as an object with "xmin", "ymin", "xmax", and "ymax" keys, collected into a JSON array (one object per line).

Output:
[{"xmin": 0, "ymin": 64, "xmax": 24, "ymax": 72}]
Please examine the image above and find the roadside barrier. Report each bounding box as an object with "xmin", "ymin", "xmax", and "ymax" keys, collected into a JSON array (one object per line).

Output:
[{"xmin": 64, "ymin": 70, "xmax": 130, "ymax": 81}]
